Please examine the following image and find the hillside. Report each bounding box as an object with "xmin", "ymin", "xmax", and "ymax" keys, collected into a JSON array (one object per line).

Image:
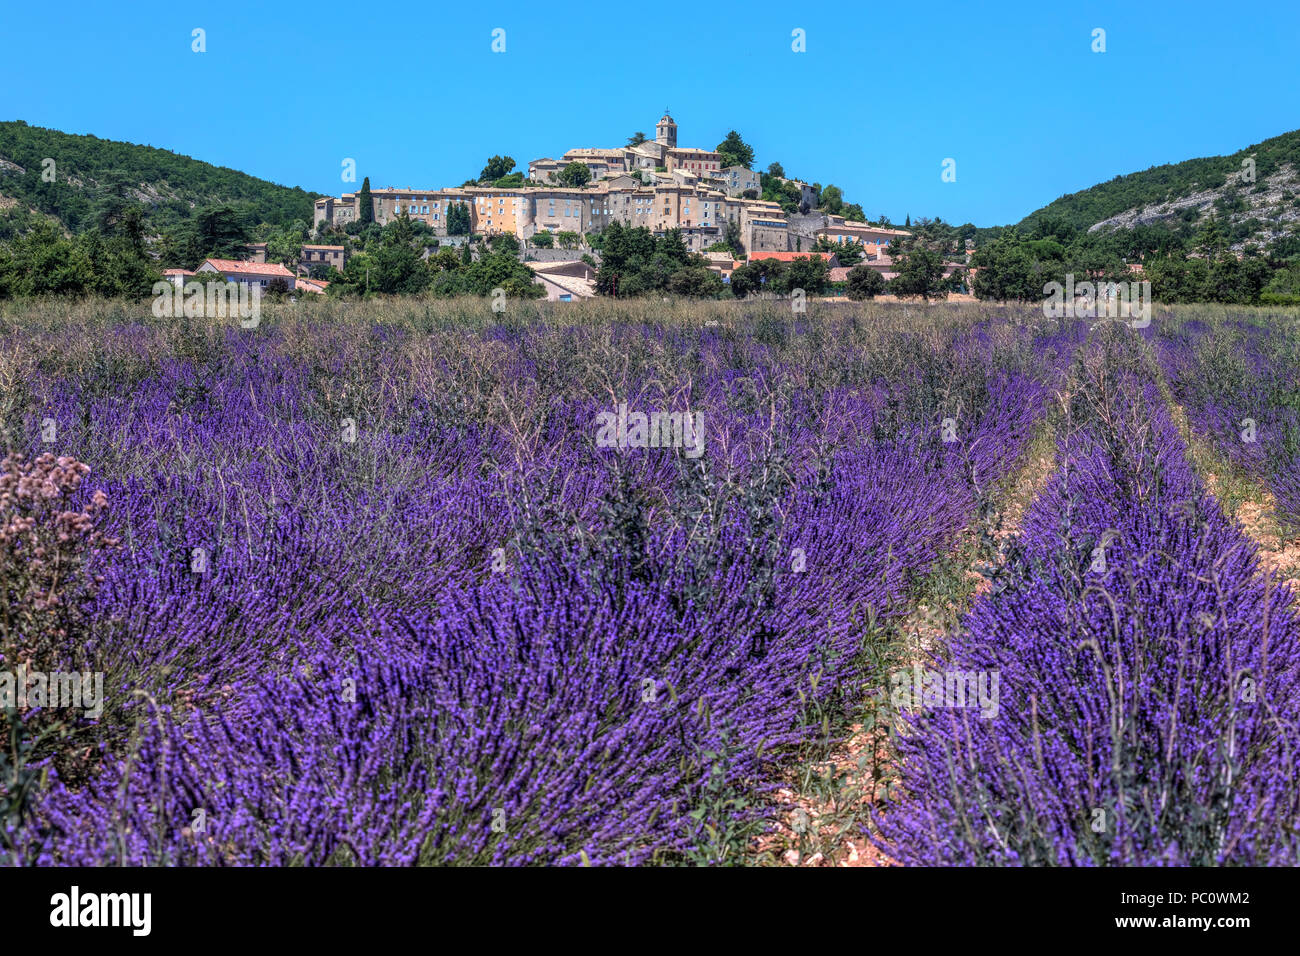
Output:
[
  {"xmin": 1016, "ymin": 127, "xmax": 1300, "ymax": 251},
  {"xmin": 0, "ymin": 120, "xmax": 321, "ymax": 237}
]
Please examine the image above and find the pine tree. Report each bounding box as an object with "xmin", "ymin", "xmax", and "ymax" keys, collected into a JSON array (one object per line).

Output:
[{"xmin": 1197, "ymin": 214, "xmax": 1226, "ymax": 261}]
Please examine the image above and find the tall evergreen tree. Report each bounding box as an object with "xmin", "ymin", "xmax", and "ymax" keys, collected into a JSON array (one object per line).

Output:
[
  {"xmin": 359, "ymin": 177, "xmax": 374, "ymax": 224},
  {"xmin": 715, "ymin": 131, "xmax": 754, "ymax": 169}
]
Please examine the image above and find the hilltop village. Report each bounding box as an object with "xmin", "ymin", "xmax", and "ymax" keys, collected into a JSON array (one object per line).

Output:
[{"xmin": 310, "ymin": 114, "xmax": 918, "ymax": 299}]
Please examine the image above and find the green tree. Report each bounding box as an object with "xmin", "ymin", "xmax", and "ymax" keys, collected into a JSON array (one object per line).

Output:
[
  {"xmin": 265, "ymin": 220, "xmax": 309, "ymax": 272},
  {"xmin": 531, "ymin": 230, "xmax": 554, "ymax": 248},
  {"xmin": 460, "ymin": 249, "xmax": 545, "ymax": 298},
  {"xmin": 889, "ymin": 247, "xmax": 948, "ymax": 300},
  {"xmin": 1197, "ymin": 214, "xmax": 1227, "ymax": 259},
  {"xmin": 556, "ymin": 230, "xmax": 580, "ymax": 250},
  {"xmin": 722, "ymin": 220, "xmax": 746, "ymax": 259},
  {"xmin": 627, "ymin": 132, "xmax": 647, "ymax": 146},
  {"xmin": 358, "ymin": 177, "xmax": 374, "ymax": 224},
  {"xmin": 780, "ymin": 255, "xmax": 829, "ymax": 296},
  {"xmin": 1145, "ymin": 255, "xmax": 1210, "ymax": 303},
  {"xmin": 489, "ymin": 233, "xmax": 519, "ymax": 255},
  {"xmin": 716, "ymin": 131, "xmax": 755, "ymax": 169},
  {"xmin": 186, "ymin": 204, "xmax": 254, "ymax": 262},
  {"xmin": 0, "ymin": 219, "xmax": 161, "ymax": 299},
  {"xmin": 594, "ymin": 222, "xmax": 714, "ymax": 297},
  {"xmin": 820, "ymin": 185, "xmax": 843, "ymax": 214},
  {"xmin": 970, "ymin": 234, "xmax": 1058, "ymax": 301},
  {"xmin": 479, "ymin": 155, "xmax": 516, "ymax": 183},
  {"xmin": 846, "ymin": 263, "xmax": 885, "ymax": 299},
  {"xmin": 666, "ymin": 266, "xmax": 724, "ymax": 297},
  {"xmin": 557, "ymin": 162, "xmax": 592, "ymax": 188},
  {"xmin": 729, "ymin": 258, "xmax": 785, "ymax": 298},
  {"xmin": 816, "ymin": 235, "xmax": 862, "ymax": 266},
  {"xmin": 446, "ymin": 202, "xmax": 471, "ymax": 235}
]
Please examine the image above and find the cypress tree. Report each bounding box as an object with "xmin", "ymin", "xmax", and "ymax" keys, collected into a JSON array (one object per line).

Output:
[{"xmin": 359, "ymin": 177, "xmax": 374, "ymax": 224}]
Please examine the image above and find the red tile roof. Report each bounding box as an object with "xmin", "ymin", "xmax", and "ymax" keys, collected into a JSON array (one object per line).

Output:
[
  {"xmin": 162, "ymin": 268, "xmax": 195, "ymax": 276},
  {"xmin": 201, "ymin": 259, "xmax": 295, "ymax": 278},
  {"xmin": 747, "ymin": 251, "xmax": 835, "ymax": 263}
]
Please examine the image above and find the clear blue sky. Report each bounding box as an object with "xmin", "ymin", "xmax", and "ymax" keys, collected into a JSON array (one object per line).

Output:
[{"xmin": 3, "ymin": 1, "xmax": 1297, "ymax": 226}]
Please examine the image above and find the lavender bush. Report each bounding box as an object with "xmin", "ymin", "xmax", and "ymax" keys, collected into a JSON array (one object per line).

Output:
[
  {"xmin": 1, "ymin": 299, "xmax": 1052, "ymax": 864},
  {"xmin": 873, "ymin": 333, "xmax": 1300, "ymax": 865}
]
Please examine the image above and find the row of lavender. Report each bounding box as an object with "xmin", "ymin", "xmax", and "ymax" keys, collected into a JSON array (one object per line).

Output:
[
  {"xmin": 1158, "ymin": 315, "xmax": 1300, "ymax": 530},
  {"xmin": 2, "ymin": 305, "xmax": 1059, "ymax": 864},
  {"xmin": 874, "ymin": 331, "xmax": 1300, "ymax": 865}
]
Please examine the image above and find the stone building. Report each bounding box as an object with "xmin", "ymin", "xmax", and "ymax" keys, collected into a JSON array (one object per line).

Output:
[
  {"xmin": 779, "ymin": 178, "xmax": 819, "ymax": 209},
  {"xmin": 742, "ymin": 201, "xmax": 791, "ymax": 253},
  {"xmin": 195, "ymin": 258, "xmax": 295, "ymax": 288},
  {"xmin": 311, "ymin": 113, "xmax": 794, "ymax": 257},
  {"xmin": 313, "ymin": 195, "xmax": 356, "ymax": 229},
  {"xmin": 525, "ymin": 188, "xmax": 594, "ymax": 238},
  {"xmin": 665, "ymin": 147, "xmax": 722, "ymax": 176},
  {"xmin": 299, "ymin": 244, "xmax": 345, "ymax": 274},
  {"xmin": 655, "ymin": 113, "xmax": 677, "ymax": 149},
  {"xmin": 716, "ymin": 165, "xmax": 760, "ymax": 197},
  {"xmin": 815, "ymin": 215, "xmax": 911, "ymax": 247}
]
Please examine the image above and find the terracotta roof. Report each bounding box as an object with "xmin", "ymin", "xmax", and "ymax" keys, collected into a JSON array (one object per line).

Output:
[
  {"xmin": 829, "ymin": 267, "xmax": 852, "ymax": 282},
  {"xmin": 302, "ymin": 244, "xmax": 344, "ymax": 251},
  {"xmin": 162, "ymin": 268, "xmax": 195, "ymax": 276},
  {"xmin": 747, "ymin": 251, "xmax": 835, "ymax": 263},
  {"xmin": 295, "ymin": 277, "xmax": 329, "ymax": 293},
  {"xmin": 200, "ymin": 259, "xmax": 295, "ymax": 278}
]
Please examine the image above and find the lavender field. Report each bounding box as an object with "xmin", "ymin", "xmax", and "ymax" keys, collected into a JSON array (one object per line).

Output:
[{"xmin": 1, "ymin": 297, "xmax": 1298, "ymax": 866}]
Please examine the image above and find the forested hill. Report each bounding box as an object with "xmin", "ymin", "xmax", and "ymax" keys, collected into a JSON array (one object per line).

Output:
[
  {"xmin": 1016, "ymin": 127, "xmax": 1300, "ymax": 240},
  {"xmin": 0, "ymin": 120, "xmax": 321, "ymax": 237}
]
